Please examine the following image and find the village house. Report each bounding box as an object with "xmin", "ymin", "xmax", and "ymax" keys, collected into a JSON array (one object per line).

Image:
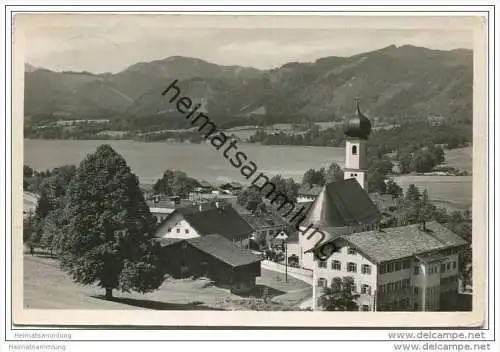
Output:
[
  {"xmin": 297, "ymin": 184, "xmax": 323, "ymax": 203},
  {"xmin": 146, "ymin": 194, "xmax": 195, "ymax": 224},
  {"xmin": 241, "ymin": 212, "xmax": 288, "ymax": 249},
  {"xmin": 154, "ymin": 204, "xmax": 254, "ymax": 248},
  {"xmin": 158, "ymin": 234, "xmax": 262, "ymax": 294},
  {"xmin": 220, "ymin": 181, "xmax": 244, "ymax": 194},
  {"xmin": 309, "ymin": 221, "xmax": 467, "ymax": 311}
]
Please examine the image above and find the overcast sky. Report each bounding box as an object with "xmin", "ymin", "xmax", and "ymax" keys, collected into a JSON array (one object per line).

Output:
[{"xmin": 17, "ymin": 14, "xmax": 476, "ymax": 74}]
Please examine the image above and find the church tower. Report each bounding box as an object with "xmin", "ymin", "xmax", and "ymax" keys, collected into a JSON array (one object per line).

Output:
[{"xmin": 343, "ymin": 98, "xmax": 372, "ymax": 190}]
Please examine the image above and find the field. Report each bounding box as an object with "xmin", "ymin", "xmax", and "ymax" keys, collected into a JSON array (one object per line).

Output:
[
  {"xmin": 443, "ymin": 146, "xmax": 473, "ymax": 173},
  {"xmin": 23, "ymin": 255, "xmax": 311, "ymax": 311}
]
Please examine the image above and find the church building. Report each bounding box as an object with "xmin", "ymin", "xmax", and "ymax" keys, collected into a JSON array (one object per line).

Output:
[{"xmin": 299, "ymin": 100, "xmax": 467, "ymax": 312}]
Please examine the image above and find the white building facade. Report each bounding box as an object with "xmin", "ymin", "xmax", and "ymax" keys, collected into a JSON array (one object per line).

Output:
[{"xmin": 311, "ymin": 224, "xmax": 465, "ymax": 312}]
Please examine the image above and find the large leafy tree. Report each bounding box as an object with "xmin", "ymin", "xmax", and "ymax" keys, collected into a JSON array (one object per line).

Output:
[
  {"xmin": 319, "ymin": 276, "xmax": 360, "ymax": 311},
  {"xmin": 59, "ymin": 144, "xmax": 166, "ymax": 299}
]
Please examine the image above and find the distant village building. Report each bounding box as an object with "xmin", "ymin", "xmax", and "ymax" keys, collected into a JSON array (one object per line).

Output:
[
  {"xmin": 158, "ymin": 234, "xmax": 261, "ymax": 294},
  {"xmin": 220, "ymin": 181, "xmax": 244, "ymax": 194},
  {"xmin": 297, "ymin": 184, "xmax": 323, "ymax": 203},
  {"xmin": 154, "ymin": 205, "xmax": 254, "ymax": 248},
  {"xmin": 146, "ymin": 194, "xmax": 194, "ymax": 224},
  {"xmin": 241, "ymin": 212, "xmax": 288, "ymax": 249},
  {"xmin": 194, "ymin": 180, "xmax": 213, "ymax": 193}
]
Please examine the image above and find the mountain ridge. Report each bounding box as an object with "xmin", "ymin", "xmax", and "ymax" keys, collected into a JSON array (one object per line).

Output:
[{"xmin": 24, "ymin": 45, "xmax": 473, "ymax": 125}]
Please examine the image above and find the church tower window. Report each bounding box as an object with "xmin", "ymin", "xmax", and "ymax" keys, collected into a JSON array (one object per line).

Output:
[{"xmin": 352, "ymin": 145, "xmax": 357, "ymax": 155}]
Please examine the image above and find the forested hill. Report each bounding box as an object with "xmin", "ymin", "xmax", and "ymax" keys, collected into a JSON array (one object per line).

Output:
[{"xmin": 24, "ymin": 45, "xmax": 472, "ymax": 127}]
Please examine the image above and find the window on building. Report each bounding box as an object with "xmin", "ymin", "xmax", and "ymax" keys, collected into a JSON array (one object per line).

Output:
[
  {"xmin": 395, "ymin": 281, "xmax": 402, "ymax": 290},
  {"xmin": 362, "ymin": 264, "xmax": 371, "ymax": 275},
  {"xmin": 352, "ymin": 145, "xmax": 358, "ymax": 155},
  {"xmin": 453, "ymin": 261, "xmax": 457, "ymax": 269},
  {"xmin": 402, "ymin": 260, "xmax": 411, "ymax": 269},
  {"xmin": 176, "ymin": 228, "xmax": 180, "ymax": 233},
  {"xmin": 361, "ymin": 305, "xmax": 370, "ymax": 312},
  {"xmin": 350, "ymin": 282, "xmax": 357, "ymax": 293},
  {"xmin": 167, "ymin": 227, "xmax": 172, "ymax": 233},
  {"xmin": 403, "ymin": 279, "xmax": 410, "ymax": 288},
  {"xmin": 361, "ymin": 284, "xmax": 371, "ymax": 295},
  {"xmin": 395, "ymin": 261, "xmax": 402, "ymax": 271},
  {"xmin": 388, "ymin": 263, "xmax": 395, "ymax": 273},
  {"xmin": 447, "ymin": 263, "xmax": 451, "ymax": 270},
  {"xmin": 318, "ymin": 260, "xmax": 327, "ymax": 268},
  {"xmin": 414, "ymin": 287, "xmax": 419, "ymax": 296},
  {"xmin": 347, "ymin": 262, "xmax": 357, "ymax": 273},
  {"xmin": 185, "ymin": 229, "xmax": 189, "ymax": 234},
  {"xmin": 379, "ymin": 265, "xmax": 386, "ymax": 274},
  {"xmin": 441, "ymin": 264, "xmax": 446, "ymax": 273},
  {"xmin": 332, "ymin": 260, "xmax": 341, "ymax": 270},
  {"xmin": 318, "ymin": 278, "xmax": 327, "ymax": 287},
  {"xmin": 348, "ymin": 247, "xmax": 357, "ymax": 255},
  {"xmin": 414, "ymin": 266, "xmax": 419, "ymax": 275}
]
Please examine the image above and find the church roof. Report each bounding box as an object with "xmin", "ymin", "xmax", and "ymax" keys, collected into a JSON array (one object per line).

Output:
[{"xmin": 301, "ymin": 178, "xmax": 380, "ymax": 228}]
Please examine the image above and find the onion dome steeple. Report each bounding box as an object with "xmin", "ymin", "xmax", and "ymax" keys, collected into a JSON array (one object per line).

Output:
[{"xmin": 343, "ymin": 98, "xmax": 372, "ymax": 140}]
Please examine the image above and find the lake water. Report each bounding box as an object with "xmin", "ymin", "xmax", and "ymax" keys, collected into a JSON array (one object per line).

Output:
[{"xmin": 23, "ymin": 139, "xmax": 472, "ymax": 210}]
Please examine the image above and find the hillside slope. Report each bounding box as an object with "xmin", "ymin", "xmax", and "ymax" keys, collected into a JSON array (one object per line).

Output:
[{"xmin": 24, "ymin": 45, "xmax": 473, "ymax": 124}]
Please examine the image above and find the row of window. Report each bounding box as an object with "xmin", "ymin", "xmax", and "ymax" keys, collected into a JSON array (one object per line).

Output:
[
  {"xmin": 379, "ymin": 259, "xmax": 411, "ymax": 274},
  {"xmin": 167, "ymin": 227, "xmax": 190, "ymax": 234},
  {"xmin": 317, "ymin": 278, "xmax": 372, "ymax": 295},
  {"xmin": 379, "ymin": 279, "xmax": 411, "ymax": 294},
  {"xmin": 414, "ymin": 261, "xmax": 457, "ymax": 276},
  {"xmin": 318, "ymin": 261, "xmax": 372, "ymax": 275},
  {"xmin": 257, "ymin": 229, "xmax": 279, "ymax": 237},
  {"xmin": 441, "ymin": 261, "xmax": 457, "ymax": 273}
]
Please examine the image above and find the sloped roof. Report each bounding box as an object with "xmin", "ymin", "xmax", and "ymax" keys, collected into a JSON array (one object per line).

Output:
[
  {"xmin": 341, "ymin": 221, "xmax": 468, "ymax": 263},
  {"xmin": 369, "ymin": 192, "xmax": 398, "ymax": 210},
  {"xmin": 224, "ymin": 197, "xmax": 252, "ymax": 215},
  {"xmin": 156, "ymin": 237, "xmax": 183, "ymax": 247},
  {"xmin": 182, "ymin": 206, "xmax": 254, "ymax": 240},
  {"xmin": 241, "ymin": 212, "xmax": 287, "ymax": 230},
  {"xmin": 302, "ymin": 178, "xmax": 380, "ymax": 228},
  {"xmin": 146, "ymin": 195, "xmax": 194, "ymax": 210},
  {"xmin": 186, "ymin": 234, "xmax": 262, "ymax": 267}
]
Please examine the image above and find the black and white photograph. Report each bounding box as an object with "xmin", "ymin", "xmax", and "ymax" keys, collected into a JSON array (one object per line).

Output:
[{"xmin": 10, "ymin": 12, "xmax": 489, "ymax": 328}]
